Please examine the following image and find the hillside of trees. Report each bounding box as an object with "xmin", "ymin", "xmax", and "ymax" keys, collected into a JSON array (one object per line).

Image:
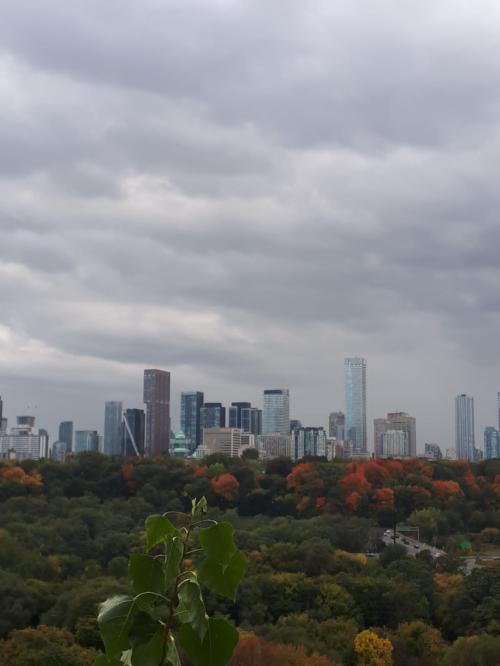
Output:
[{"xmin": 0, "ymin": 453, "xmax": 500, "ymax": 665}]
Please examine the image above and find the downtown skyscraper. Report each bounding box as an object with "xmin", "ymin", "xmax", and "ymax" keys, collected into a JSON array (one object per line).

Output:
[
  {"xmin": 344, "ymin": 357, "xmax": 367, "ymax": 455},
  {"xmin": 181, "ymin": 391, "xmax": 204, "ymax": 453},
  {"xmin": 455, "ymin": 394, "xmax": 475, "ymax": 461},
  {"xmin": 104, "ymin": 401, "xmax": 123, "ymax": 456},
  {"xmin": 262, "ymin": 389, "xmax": 290, "ymax": 435},
  {"xmin": 143, "ymin": 369, "xmax": 171, "ymax": 455}
]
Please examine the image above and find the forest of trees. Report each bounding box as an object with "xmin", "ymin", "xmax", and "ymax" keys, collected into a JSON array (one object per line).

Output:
[{"xmin": 0, "ymin": 452, "xmax": 500, "ymax": 665}]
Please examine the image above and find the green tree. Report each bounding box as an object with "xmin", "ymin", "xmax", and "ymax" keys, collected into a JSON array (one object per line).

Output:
[{"xmin": 0, "ymin": 625, "xmax": 96, "ymax": 666}]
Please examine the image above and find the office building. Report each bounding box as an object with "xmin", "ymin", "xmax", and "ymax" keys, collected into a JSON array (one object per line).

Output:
[
  {"xmin": 228, "ymin": 402, "xmax": 251, "ymax": 429},
  {"xmin": 122, "ymin": 408, "xmax": 145, "ymax": 456},
  {"xmin": 290, "ymin": 419, "xmax": 303, "ymax": 431},
  {"xmin": 58, "ymin": 421, "xmax": 73, "ymax": 452},
  {"xmin": 0, "ymin": 417, "xmax": 49, "ymax": 461},
  {"xmin": 200, "ymin": 403, "xmax": 226, "ymax": 430},
  {"xmin": 104, "ymin": 401, "xmax": 123, "ymax": 456},
  {"xmin": 455, "ymin": 394, "xmax": 475, "ymax": 462},
  {"xmin": 0, "ymin": 418, "xmax": 7, "ymax": 435},
  {"xmin": 381, "ymin": 430, "xmax": 407, "ymax": 458},
  {"xmin": 424, "ymin": 443, "xmax": 442, "ymax": 460},
  {"xmin": 344, "ymin": 358, "xmax": 367, "ymax": 455},
  {"xmin": 374, "ymin": 412, "xmax": 416, "ymax": 458},
  {"xmin": 257, "ymin": 433, "xmax": 293, "ymax": 459},
  {"xmin": 0, "ymin": 396, "xmax": 2, "ymax": 424},
  {"xmin": 51, "ymin": 440, "xmax": 69, "ymax": 462},
  {"xmin": 171, "ymin": 431, "xmax": 192, "ymax": 458},
  {"xmin": 202, "ymin": 428, "xmax": 254, "ymax": 458},
  {"xmin": 293, "ymin": 427, "xmax": 327, "ymax": 460},
  {"xmin": 181, "ymin": 392, "xmax": 204, "ymax": 452},
  {"xmin": 74, "ymin": 430, "xmax": 99, "ymax": 453},
  {"xmin": 263, "ymin": 389, "xmax": 290, "ymax": 435},
  {"xmin": 241, "ymin": 406, "xmax": 262, "ymax": 436},
  {"xmin": 328, "ymin": 412, "xmax": 345, "ymax": 440},
  {"xmin": 484, "ymin": 427, "xmax": 499, "ymax": 460},
  {"xmin": 143, "ymin": 369, "xmax": 171, "ymax": 455}
]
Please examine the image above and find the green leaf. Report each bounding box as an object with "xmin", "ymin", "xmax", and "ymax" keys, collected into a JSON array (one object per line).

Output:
[
  {"xmin": 198, "ymin": 550, "xmax": 247, "ymax": 600},
  {"xmin": 177, "ymin": 578, "xmax": 209, "ymax": 642},
  {"xmin": 165, "ymin": 634, "xmax": 181, "ymax": 666},
  {"xmin": 129, "ymin": 611, "xmax": 161, "ymax": 647},
  {"xmin": 164, "ymin": 536, "xmax": 184, "ymax": 590},
  {"xmin": 192, "ymin": 496, "xmax": 208, "ymax": 516},
  {"xmin": 129, "ymin": 554, "xmax": 165, "ymax": 599},
  {"xmin": 179, "ymin": 617, "xmax": 239, "ymax": 666},
  {"xmin": 199, "ymin": 523, "xmax": 236, "ymax": 565},
  {"xmin": 145, "ymin": 515, "xmax": 178, "ymax": 550},
  {"xmin": 97, "ymin": 595, "xmax": 135, "ymax": 659},
  {"xmin": 131, "ymin": 629, "xmax": 165, "ymax": 666},
  {"xmin": 92, "ymin": 655, "xmax": 122, "ymax": 666}
]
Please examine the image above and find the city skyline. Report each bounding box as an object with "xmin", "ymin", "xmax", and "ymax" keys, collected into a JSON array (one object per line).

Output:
[{"xmin": 2, "ymin": 361, "xmax": 500, "ymax": 457}]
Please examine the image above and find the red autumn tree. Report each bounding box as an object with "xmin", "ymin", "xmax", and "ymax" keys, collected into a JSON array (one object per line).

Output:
[
  {"xmin": 212, "ymin": 473, "xmax": 240, "ymax": 501},
  {"xmin": 230, "ymin": 632, "xmax": 337, "ymax": 666},
  {"xmin": 340, "ymin": 471, "xmax": 371, "ymax": 496},
  {"xmin": 121, "ymin": 463, "xmax": 136, "ymax": 493},
  {"xmin": 346, "ymin": 491, "xmax": 362, "ymax": 511},
  {"xmin": 374, "ymin": 487, "xmax": 395, "ymax": 511}
]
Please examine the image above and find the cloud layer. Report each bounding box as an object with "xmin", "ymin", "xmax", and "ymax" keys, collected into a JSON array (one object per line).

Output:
[{"xmin": 1, "ymin": 0, "xmax": 500, "ymax": 448}]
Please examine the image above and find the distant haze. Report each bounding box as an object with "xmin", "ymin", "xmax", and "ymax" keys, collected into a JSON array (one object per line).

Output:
[{"xmin": 1, "ymin": 1, "xmax": 500, "ymax": 451}]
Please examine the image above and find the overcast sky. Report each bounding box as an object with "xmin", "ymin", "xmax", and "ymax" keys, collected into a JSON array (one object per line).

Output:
[{"xmin": 1, "ymin": 0, "xmax": 500, "ymax": 451}]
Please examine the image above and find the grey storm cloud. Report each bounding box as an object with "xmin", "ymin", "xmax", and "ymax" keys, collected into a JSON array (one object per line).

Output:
[{"xmin": 1, "ymin": 0, "xmax": 500, "ymax": 445}]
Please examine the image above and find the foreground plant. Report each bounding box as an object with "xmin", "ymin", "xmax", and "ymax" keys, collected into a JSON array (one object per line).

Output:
[{"xmin": 93, "ymin": 498, "xmax": 246, "ymax": 666}]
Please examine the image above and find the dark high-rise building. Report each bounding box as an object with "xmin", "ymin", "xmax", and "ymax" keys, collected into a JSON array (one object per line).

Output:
[
  {"xmin": 228, "ymin": 402, "xmax": 251, "ymax": 429},
  {"xmin": 241, "ymin": 407, "xmax": 262, "ymax": 436},
  {"xmin": 143, "ymin": 369, "xmax": 171, "ymax": 455},
  {"xmin": 59, "ymin": 421, "xmax": 74, "ymax": 452},
  {"xmin": 200, "ymin": 403, "xmax": 226, "ymax": 429},
  {"xmin": 328, "ymin": 412, "xmax": 345, "ymax": 439},
  {"xmin": 290, "ymin": 419, "xmax": 303, "ymax": 431},
  {"xmin": 104, "ymin": 401, "xmax": 123, "ymax": 455},
  {"xmin": 181, "ymin": 392, "xmax": 204, "ymax": 452},
  {"xmin": 122, "ymin": 409, "xmax": 145, "ymax": 456},
  {"xmin": 18, "ymin": 415, "xmax": 36, "ymax": 428}
]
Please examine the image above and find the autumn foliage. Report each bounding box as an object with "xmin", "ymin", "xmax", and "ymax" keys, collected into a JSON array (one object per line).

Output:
[
  {"xmin": 0, "ymin": 465, "xmax": 42, "ymax": 486},
  {"xmin": 229, "ymin": 632, "xmax": 338, "ymax": 666},
  {"xmin": 212, "ymin": 473, "xmax": 240, "ymax": 501},
  {"xmin": 354, "ymin": 629, "xmax": 393, "ymax": 666}
]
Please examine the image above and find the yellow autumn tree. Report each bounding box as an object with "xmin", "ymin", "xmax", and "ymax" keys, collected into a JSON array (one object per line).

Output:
[{"xmin": 354, "ymin": 629, "xmax": 393, "ymax": 666}]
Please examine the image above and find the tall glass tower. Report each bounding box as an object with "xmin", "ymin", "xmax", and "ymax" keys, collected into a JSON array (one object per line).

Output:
[
  {"xmin": 455, "ymin": 394, "xmax": 475, "ymax": 461},
  {"xmin": 181, "ymin": 391, "xmax": 204, "ymax": 452},
  {"xmin": 262, "ymin": 389, "xmax": 290, "ymax": 435},
  {"xmin": 344, "ymin": 357, "xmax": 367, "ymax": 455},
  {"xmin": 104, "ymin": 401, "xmax": 123, "ymax": 455}
]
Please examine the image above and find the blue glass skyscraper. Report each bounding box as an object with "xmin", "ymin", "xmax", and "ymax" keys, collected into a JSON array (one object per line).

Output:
[{"xmin": 344, "ymin": 357, "xmax": 367, "ymax": 455}]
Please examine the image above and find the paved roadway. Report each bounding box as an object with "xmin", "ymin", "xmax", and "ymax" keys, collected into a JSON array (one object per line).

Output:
[{"xmin": 381, "ymin": 531, "xmax": 445, "ymax": 559}]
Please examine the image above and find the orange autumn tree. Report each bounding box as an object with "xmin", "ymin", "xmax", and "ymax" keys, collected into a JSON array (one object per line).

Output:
[
  {"xmin": 287, "ymin": 463, "xmax": 325, "ymax": 512},
  {"xmin": 0, "ymin": 465, "xmax": 42, "ymax": 486},
  {"xmin": 212, "ymin": 472, "xmax": 240, "ymax": 501},
  {"xmin": 432, "ymin": 480, "xmax": 462, "ymax": 502},
  {"xmin": 230, "ymin": 632, "xmax": 337, "ymax": 666}
]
